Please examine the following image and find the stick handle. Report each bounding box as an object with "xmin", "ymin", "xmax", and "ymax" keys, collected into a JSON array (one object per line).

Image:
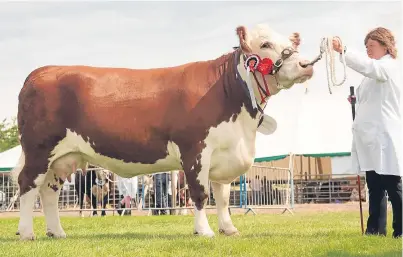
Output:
[
  {"xmin": 350, "ymin": 86, "xmax": 356, "ymax": 120},
  {"xmin": 349, "ymin": 85, "xmax": 354, "ymax": 96}
]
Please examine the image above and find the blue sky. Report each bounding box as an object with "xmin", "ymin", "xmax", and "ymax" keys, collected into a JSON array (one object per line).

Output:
[{"xmin": 0, "ymin": 1, "xmax": 401, "ymax": 156}]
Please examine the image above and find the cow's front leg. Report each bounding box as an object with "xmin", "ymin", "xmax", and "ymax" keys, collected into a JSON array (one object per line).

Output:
[
  {"xmin": 183, "ymin": 147, "xmax": 214, "ymax": 238},
  {"xmin": 211, "ymin": 181, "xmax": 239, "ymax": 236}
]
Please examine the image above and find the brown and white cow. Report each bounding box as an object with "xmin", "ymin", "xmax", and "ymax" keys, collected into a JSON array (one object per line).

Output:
[{"xmin": 12, "ymin": 23, "xmax": 314, "ymax": 240}]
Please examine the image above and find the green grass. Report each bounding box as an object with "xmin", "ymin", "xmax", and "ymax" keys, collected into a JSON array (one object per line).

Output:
[{"xmin": 0, "ymin": 211, "xmax": 401, "ymax": 257}]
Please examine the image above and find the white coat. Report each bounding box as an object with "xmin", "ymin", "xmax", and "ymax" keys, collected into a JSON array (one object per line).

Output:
[{"xmin": 341, "ymin": 49, "xmax": 403, "ymax": 177}]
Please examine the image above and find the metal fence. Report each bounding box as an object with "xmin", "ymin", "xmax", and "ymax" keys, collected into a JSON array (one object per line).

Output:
[
  {"xmin": 293, "ymin": 174, "xmax": 367, "ymax": 204},
  {"xmin": 0, "ymin": 164, "xmax": 367, "ymax": 216},
  {"xmin": 139, "ymin": 165, "xmax": 294, "ymax": 215},
  {"xmin": 241, "ymin": 165, "xmax": 293, "ymax": 214}
]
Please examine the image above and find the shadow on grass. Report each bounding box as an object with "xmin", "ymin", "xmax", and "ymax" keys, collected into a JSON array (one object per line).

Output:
[
  {"xmin": 0, "ymin": 231, "xmax": 194, "ymax": 242},
  {"xmin": 0, "ymin": 230, "xmax": 359, "ymax": 242},
  {"xmin": 326, "ymin": 250, "xmax": 402, "ymax": 257},
  {"xmin": 68, "ymin": 231, "xmax": 193, "ymax": 240},
  {"xmin": 240, "ymin": 231, "xmax": 354, "ymax": 239}
]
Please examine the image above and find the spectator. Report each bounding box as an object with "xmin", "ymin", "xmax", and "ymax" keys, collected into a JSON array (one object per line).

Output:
[
  {"xmin": 116, "ymin": 175, "xmax": 138, "ymax": 216},
  {"xmin": 250, "ymin": 175, "xmax": 262, "ymax": 205},
  {"xmin": 153, "ymin": 172, "xmax": 170, "ymax": 215}
]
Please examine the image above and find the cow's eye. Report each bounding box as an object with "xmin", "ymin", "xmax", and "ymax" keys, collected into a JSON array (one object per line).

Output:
[{"xmin": 261, "ymin": 42, "xmax": 272, "ymax": 49}]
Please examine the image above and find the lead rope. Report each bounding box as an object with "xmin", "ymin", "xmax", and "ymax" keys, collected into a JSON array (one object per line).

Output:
[{"xmin": 322, "ymin": 36, "xmax": 347, "ymax": 94}]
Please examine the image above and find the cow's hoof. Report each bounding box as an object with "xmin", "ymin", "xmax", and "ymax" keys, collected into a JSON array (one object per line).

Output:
[
  {"xmin": 219, "ymin": 228, "xmax": 240, "ymax": 236},
  {"xmin": 15, "ymin": 231, "xmax": 20, "ymax": 236},
  {"xmin": 19, "ymin": 233, "xmax": 35, "ymax": 241},
  {"xmin": 46, "ymin": 230, "xmax": 67, "ymax": 239},
  {"xmin": 193, "ymin": 230, "xmax": 215, "ymax": 238}
]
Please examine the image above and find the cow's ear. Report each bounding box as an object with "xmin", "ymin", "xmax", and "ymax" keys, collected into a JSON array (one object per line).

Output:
[
  {"xmin": 289, "ymin": 32, "xmax": 301, "ymax": 50},
  {"xmin": 236, "ymin": 26, "xmax": 252, "ymax": 54}
]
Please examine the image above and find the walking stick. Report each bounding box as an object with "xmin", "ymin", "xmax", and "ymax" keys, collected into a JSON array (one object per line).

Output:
[{"xmin": 350, "ymin": 86, "xmax": 364, "ymax": 235}]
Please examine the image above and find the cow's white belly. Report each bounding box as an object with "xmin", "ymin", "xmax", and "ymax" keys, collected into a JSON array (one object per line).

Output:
[
  {"xmin": 206, "ymin": 106, "xmax": 258, "ymax": 184},
  {"xmin": 208, "ymin": 142, "xmax": 255, "ymax": 183},
  {"xmin": 48, "ymin": 129, "xmax": 182, "ymax": 178}
]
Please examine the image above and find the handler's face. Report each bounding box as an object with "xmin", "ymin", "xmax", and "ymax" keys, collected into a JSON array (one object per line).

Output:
[{"xmin": 366, "ymin": 39, "xmax": 387, "ymax": 60}]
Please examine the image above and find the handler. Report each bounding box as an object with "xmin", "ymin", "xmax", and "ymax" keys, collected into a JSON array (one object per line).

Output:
[{"xmin": 332, "ymin": 27, "xmax": 402, "ymax": 238}]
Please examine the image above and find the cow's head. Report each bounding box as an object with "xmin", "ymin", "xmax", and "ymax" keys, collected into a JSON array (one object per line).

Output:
[
  {"xmin": 90, "ymin": 169, "xmax": 110, "ymax": 200},
  {"xmin": 236, "ymin": 24, "xmax": 314, "ymax": 96},
  {"xmin": 95, "ymin": 169, "xmax": 110, "ymax": 187}
]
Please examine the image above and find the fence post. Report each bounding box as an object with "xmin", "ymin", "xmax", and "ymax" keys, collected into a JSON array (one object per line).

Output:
[
  {"xmin": 289, "ymin": 153, "xmax": 295, "ymax": 209},
  {"xmin": 141, "ymin": 181, "xmax": 145, "ymax": 210},
  {"xmin": 239, "ymin": 175, "xmax": 243, "ymax": 208},
  {"xmin": 243, "ymin": 174, "xmax": 248, "ymax": 206}
]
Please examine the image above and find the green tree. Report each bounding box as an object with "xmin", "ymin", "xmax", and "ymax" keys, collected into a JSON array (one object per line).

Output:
[{"xmin": 0, "ymin": 117, "xmax": 19, "ymax": 153}]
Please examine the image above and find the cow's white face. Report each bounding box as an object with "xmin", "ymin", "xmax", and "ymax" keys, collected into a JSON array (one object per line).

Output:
[
  {"xmin": 95, "ymin": 169, "xmax": 109, "ymax": 186},
  {"xmin": 237, "ymin": 24, "xmax": 314, "ymax": 90}
]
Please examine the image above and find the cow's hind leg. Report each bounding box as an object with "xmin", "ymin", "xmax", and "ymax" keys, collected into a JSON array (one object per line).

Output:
[
  {"xmin": 13, "ymin": 151, "xmax": 46, "ymax": 240},
  {"xmin": 211, "ymin": 181, "xmax": 239, "ymax": 236},
  {"xmin": 41, "ymin": 152, "xmax": 86, "ymax": 237},
  {"xmin": 39, "ymin": 171, "xmax": 66, "ymax": 238},
  {"xmin": 18, "ymin": 185, "xmax": 40, "ymax": 240},
  {"xmin": 183, "ymin": 147, "xmax": 215, "ymax": 238}
]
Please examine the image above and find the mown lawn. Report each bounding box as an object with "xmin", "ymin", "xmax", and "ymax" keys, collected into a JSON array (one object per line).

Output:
[{"xmin": 0, "ymin": 211, "xmax": 401, "ymax": 257}]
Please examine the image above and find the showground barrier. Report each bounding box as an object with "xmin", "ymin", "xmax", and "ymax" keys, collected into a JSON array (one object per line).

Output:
[{"xmin": 0, "ymin": 157, "xmax": 366, "ymax": 216}]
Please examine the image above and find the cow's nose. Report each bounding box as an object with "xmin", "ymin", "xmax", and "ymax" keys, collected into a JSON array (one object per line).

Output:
[{"xmin": 305, "ymin": 66, "xmax": 314, "ymax": 77}]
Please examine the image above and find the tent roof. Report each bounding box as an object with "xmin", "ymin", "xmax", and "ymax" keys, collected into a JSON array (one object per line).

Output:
[
  {"xmin": 254, "ymin": 84, "xmax": 354, "ymax": 158},
  {"xmin": 0, "ymin": 145, "xmax": 21, "ymax": 171},
  {"xmin": 254, "ymin": 152, "xmax": 351, "ymax": 163}
]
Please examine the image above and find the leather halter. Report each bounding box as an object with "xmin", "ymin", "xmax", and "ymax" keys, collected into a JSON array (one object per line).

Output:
[
  {"xmin": 242, "ymin": 47, "xmax": 296, "ymax": 104},
  {"xmin": 233, "ymin": 47, "xmax": 296, "ymax": 116}
]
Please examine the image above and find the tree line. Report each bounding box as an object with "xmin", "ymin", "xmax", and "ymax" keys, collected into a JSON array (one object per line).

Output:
[{"xmin": 0, "ymin": 117, "xmax": 19, "ymax": 153}]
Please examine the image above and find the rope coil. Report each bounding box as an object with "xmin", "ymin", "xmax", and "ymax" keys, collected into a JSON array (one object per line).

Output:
[{"xmin": 321, "ymin": 36, "xmax": 347, "ymax": 94}]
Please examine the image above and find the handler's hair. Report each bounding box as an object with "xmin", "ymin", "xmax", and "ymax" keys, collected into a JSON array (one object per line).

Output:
[{"xmin": 364, "ymin": 27, "xmax": 397, "ymax": 59}]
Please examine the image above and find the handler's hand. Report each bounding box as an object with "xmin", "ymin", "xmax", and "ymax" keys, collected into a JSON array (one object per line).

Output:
[
  {"xmin": 332, "ymin": 37, "xmax": 343, "ymax": 53},
  {"xmin": 347, "ymin": 95, "xmax": 356, "ymax": 104}
]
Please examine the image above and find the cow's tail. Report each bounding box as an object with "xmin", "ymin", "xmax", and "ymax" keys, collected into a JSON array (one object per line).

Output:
[{"xmin": 10, "ymin": 144, "xmax": 25, "ymax": 187}]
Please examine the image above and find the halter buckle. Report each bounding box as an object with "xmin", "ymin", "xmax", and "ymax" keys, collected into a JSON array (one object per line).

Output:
[{"xmin": 274, "ymin": 59, "xmax": 283, "ymax": 68}]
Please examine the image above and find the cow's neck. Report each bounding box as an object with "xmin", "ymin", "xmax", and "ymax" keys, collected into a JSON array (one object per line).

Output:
[{"xmin": 235, "ymin": 52, "xmax": 280, "ymax": 111}]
